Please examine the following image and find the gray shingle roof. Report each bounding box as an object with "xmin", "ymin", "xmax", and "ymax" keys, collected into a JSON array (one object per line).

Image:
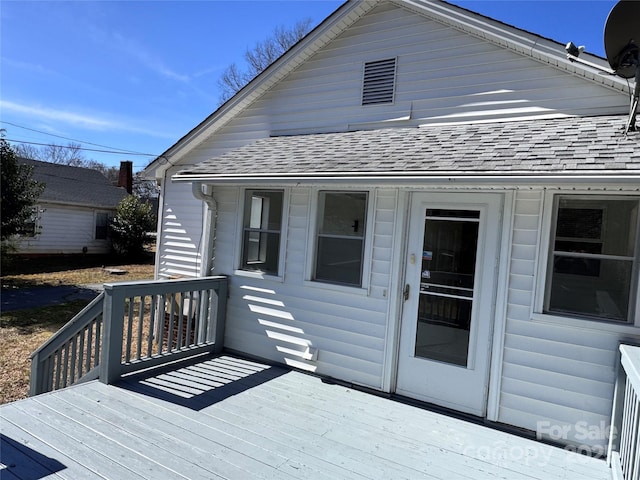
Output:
[
  {"xmin": 175, "ymin": 115, "xmax": 640, "ymax": 182},
  {"xmin": 21, "ymin": 159, "xmax": 128, "ymax": 208}
]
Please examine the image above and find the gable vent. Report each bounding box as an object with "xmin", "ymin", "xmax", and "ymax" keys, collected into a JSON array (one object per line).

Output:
[{"xmin": 362, "ymin": 58, "xmax": 396, "ymax": 105}]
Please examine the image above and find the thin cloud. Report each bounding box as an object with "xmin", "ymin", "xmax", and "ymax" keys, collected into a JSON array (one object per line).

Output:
[
  {"xmin": 0, "ymin": 100, "xmax": 175, "ymax": 139},
  {"xmin": 111, "ymin": 31, "xmax": 190, "ymax": 83},
  {"xmin": 1, "ymin": 57, "xmax": 59, "ymax": 76}
]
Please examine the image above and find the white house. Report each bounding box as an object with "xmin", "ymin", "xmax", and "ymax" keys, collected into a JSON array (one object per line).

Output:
[
  {"xmin": 17, "ymin": 159, "xmax": 131, "ymax": 255},
  {"xmin": 143, "ymin": 0, "xmax": 640, "ymax": 452}
]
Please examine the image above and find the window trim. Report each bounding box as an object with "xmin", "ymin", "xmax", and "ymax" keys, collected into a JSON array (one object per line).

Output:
[
  {"xmin": 234, "ymin": 188, "xmax": 288, "ymax": 281},
  {"xmin": 304, "ymin": 188, "xmax": 374, "ymax": 292},
  {"xmin": 535, "ymin": 191, "xmax": 640, "ymax": 326}
]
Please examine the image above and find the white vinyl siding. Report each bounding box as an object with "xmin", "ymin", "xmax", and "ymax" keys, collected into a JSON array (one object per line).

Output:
[
  {"xmin": 216, "ymin": 187, "xmax": 396, "ymax": 389},
  {"xmin": 17, "ymin": 204, "xmax": 114, "ymax": 255},
  {"xmin": 257, "ymin": 3, "xmax": 628, "ymax": 135},
  {"xmin": 156, "ymin": 176, "xmax": 206, "ymax": 278},
  {"xmin": 498, "ymin": 189, "xmax": 640, "ymax": 451}
]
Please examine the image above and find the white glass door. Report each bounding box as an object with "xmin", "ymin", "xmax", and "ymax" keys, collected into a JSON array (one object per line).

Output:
[{"xmin": 396, "ymin": 193, "xmax": 503, "ymax": 416}]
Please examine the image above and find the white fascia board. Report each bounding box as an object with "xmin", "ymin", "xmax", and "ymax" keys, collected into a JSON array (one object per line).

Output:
[
  {"xmin": 144, "ymin": 0, "xmax": 378, "ymax": 179},
  {"xmin": 172, "ymin": 171, "xmax": 640, "ymax": 187}
]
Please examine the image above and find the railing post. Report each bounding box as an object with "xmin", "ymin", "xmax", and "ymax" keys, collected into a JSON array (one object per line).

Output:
[
  {"xmin": 212, "ymin": 278, "xmax": 228, "ymax": 354},
  {"xmin": 100, "ymin": 284, "xmax": 125, "ymax": 384},
  {"xmin": 29, "ymin": 351, "xmax": 43, "ymax": 397},
  {"xmin": 609, "ymin": 346, "xmax": 626, "ymax": 465}
]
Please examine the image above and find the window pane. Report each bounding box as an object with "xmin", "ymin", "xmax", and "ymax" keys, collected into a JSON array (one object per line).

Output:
[
  {"xmin": 96, "ymin": 213, "xmax": 109, "ymax": 240},
  {"xmin": 416, "ymin": 295, "xmax": 471, "ymax": 366},
  {"xmin": 549, "ymin": 257, "xmax": 633, "ymax": 321},
  {"xmin": 555, "ymin": 198, "xmax": 638, "ymax": 256},
  {"xmin": 315, "ymin": 237, "xmax": 363, "ymax": 286},
  {"xmin": 556, "ymin": 207, "xmax": 602, "ymax": 240},
  {"xmin": 240, "ymin": 190, "xmax": 283, "ymax": 275},
  {"xmin": 243, "ymin": 190, "xmax": 283, "ymax": 231},
  {"xmin": 546, "ymin": 196, "xmax": 639, "ymax": 322},
  {"xmin": 318, "ymin": 192, "xmax": 367, "ymax": 237},
  {"xmin": 241, "ymin": 231, "xmax": 280, "ymax": 274}
]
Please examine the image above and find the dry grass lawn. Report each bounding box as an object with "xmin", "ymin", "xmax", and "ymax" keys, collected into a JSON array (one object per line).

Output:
[{"xmin": 1, "ymin": 254, "xmax": 155, "ymax": 404}]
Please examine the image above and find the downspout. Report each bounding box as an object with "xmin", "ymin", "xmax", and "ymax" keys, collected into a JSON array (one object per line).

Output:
[{"xmin": 192, "ymin": 182, "xmax": 217, "ymax": 276}]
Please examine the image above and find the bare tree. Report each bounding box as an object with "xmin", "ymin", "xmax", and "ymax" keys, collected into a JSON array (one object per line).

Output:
[
  {"xmin": 218, "ymin": 18, "xmax": 312, "ymax": 103},
  {"xmin": 13, "ymin": 142, "xmax": 86, "ymax": 165},
  {"xmin": 12, "ymin": 143, "xmax": 40, "ymax": 161},
  {"xmin": 42, "ymin": 142, "xmax": 86, "ymax": 165}
]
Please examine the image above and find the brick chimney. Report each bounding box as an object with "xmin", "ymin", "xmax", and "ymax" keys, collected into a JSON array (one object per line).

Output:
[{"xmin": 118, "ymin": 160, "xmax": 133, "ymax": 194}]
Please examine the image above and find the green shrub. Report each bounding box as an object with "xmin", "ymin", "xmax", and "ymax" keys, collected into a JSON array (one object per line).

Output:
[{"xmin": 109, "ymin": 195, "xmax": 155, "ymax": 257}]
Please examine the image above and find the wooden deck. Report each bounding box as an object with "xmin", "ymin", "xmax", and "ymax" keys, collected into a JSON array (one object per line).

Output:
[{"xmin": 1, "ymin": 355, "xmax": 612, "ymax": 480}]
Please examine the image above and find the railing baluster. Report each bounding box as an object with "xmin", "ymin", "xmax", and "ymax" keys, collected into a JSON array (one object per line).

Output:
[
  {"xmin": 95, "ymin": 315, "xmax": 102, "ymax": 365},
  {"xmin": 78, "ymin": 328, "xmax": 85, "ymax": 379},
  {"xmin": 136, "ymin": 295, "xmax": 144, "ymax": 360},
  {"xmin": 176, "ymin": 292, "xmax": 185, "ymax": 349},
  {"xmin": 621, "ymin": 381, "xmax": 633, "ymax": 474},
  {"xmin": 124, "ymin": 297, "xmax": 134, "ymax": 362},
  {"xmin": 185, "ymin": 290, "xmax": 195, "ymax": 347},
  {"xmin": 86, "ymin": 321, "xmax": 94, "ymax": 374},
  {"xmin": 167, "ymin": 292, "xmax": 175, "ymax": 351},
  {"xmin": 147, "ymin": 296, "xmax": 156, "ymax": 356},
  {"xmin": 629, "ymin": 391, "xmax": 639, "ymax": 479},
  {"xmin": 62, "ymin": 343, "xmax": 70, "ymax": 388},
  {"xmin": 54, "ymin": 349, "xmax": 62, "ymax": 390}
]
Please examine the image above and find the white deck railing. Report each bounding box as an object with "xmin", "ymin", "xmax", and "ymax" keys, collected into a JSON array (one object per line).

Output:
[
  {"xmin": 30, "ymin": 276, "xmax": 228, "ymax": 396},
  {"xmin": 609, "ymin": 344, "xmax": 640, "ymax": 480}
]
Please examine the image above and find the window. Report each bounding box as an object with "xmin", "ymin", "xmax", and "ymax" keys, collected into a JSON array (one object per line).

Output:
[
  {"xmin": 240, "ymin": 190, "xmax": 284, "ymax": 275},
  {"xmin": 95, "ymin": 213, "xmax": 109, "ymax": 240},
  {"xmin": 19, "ymin": 207, "xmax": 39, "ymax": 237},
  {"xmin": 362, "ymin": 58, "xmax": 396, "ymax": 105},
  {"xmin": 314, "ymin": 191, "xmax": 368, "ymax": 287},
  {"xmin": 544, "ymin": 196, "xmax": 639, "ymax": 323}
]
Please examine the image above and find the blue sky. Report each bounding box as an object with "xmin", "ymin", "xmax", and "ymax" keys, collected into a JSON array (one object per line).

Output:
[{"xmin": 1, "ymin": 1, "xmax": 618, "ymax": 172}]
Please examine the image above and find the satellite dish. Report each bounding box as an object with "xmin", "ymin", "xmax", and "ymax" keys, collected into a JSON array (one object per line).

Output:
[
  {"xmin": 604, "ymin": 0, "xmax": 640, "ymax": 78},
  {"xmin": 604, "ymin": 0, "xmax": 640, "ymax": 133}
]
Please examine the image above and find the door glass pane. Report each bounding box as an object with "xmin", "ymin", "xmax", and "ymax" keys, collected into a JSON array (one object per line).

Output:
[{"xmin": 415, "ymin": 210, "xmax": 479, "ymax": 366}]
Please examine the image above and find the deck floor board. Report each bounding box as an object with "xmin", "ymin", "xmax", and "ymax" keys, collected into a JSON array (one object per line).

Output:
[{"xmin": 1, "ymin": 355, "xmax": 612, "ymax": 480}]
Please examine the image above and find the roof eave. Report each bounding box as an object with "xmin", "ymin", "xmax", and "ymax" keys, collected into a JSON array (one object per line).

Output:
[{"xmin": 173, "ymin": 170, "xmax": 640, "ymax": 187}]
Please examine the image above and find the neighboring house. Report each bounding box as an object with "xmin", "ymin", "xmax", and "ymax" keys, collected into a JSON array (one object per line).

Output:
[
  {"xmin": 143, "ymin": 0, "xmax": 639, "ymax": 451},
  {"xmin": 16, "ymin": 159, "xmax": 131, "ymax": 255}
]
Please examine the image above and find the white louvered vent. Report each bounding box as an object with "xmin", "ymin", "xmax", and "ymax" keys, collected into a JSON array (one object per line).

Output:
[{"xmin": 362, "ymin": 58, "xmax": 397, "ymax": 105}]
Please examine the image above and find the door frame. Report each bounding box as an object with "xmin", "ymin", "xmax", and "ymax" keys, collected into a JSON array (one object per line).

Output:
[{"xmin": 385, "ymin": 189, "xmax": 513, "ymax": 421}]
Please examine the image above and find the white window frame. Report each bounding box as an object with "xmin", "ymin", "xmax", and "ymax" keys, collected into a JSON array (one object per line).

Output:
[
  {"xmin": 234, "ymin": 188, "xmax": 288, "ymax": 281},
  {"xmin": 534, "ymin": 192, "xmax": 640, "ymax": 328},
  {"xmin": 304, "ymin": 188, "xmax": 374, "ymax": 294}
]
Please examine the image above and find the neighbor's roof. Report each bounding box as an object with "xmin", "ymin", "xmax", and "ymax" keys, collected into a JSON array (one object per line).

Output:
[
  {"xmin": 173, "ymin": 115, "xmax": 640, "ymax": 184},
  {"xmin": 21, "ymin": 159, "xmax": 128, "ymax": 208}
]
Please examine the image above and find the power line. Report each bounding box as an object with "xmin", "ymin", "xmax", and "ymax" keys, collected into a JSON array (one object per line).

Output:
[
  {"xmin": 1, "ymin": 120, "xmax": 160, "ymax": 157},
  {"xmin": 6, "ymin": 138, "xmax": 159, "ymax": 157}
]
